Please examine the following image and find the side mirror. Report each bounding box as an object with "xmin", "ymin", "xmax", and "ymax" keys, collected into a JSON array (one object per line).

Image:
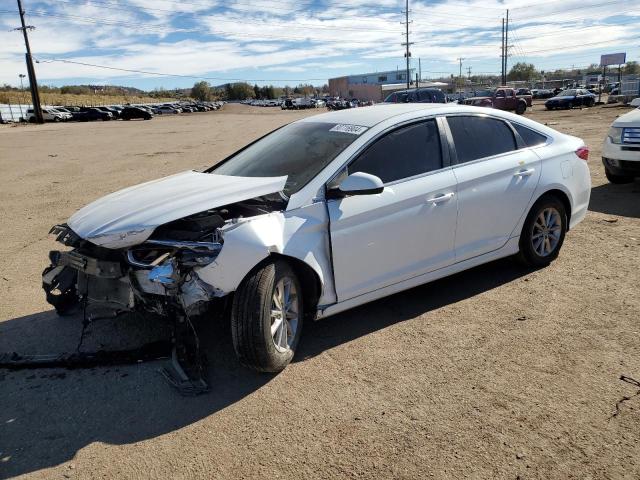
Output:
[{"xmin": 327, "ymin": 172, "xmax": 384, "ymax": 199}]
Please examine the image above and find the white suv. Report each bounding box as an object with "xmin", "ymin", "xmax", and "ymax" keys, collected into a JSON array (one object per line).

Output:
[
  {"xmin": 602, "ymin": 107, "xmax": 640, "ymax": 183},
  {"xmin": 26, "ymin": 107, "xmax": 72, "ymax": 123}
]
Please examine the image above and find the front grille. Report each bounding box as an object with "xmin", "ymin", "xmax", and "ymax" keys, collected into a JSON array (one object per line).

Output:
[{"xmin": 623, "ymin": 127, "xmax": 640, "ymax": 144}]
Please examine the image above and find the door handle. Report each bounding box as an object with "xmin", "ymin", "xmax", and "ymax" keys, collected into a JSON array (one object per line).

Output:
[
  {"xmin": 427, "ymin": 192, "xmax": 455, "ymax": 204},
  {"xmin": 514, "ymin": 168, "xmax": 535, "ymax": 177}
]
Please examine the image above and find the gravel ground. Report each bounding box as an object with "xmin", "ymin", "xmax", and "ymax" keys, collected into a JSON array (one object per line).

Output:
[{"xmin": 0, "ymin": 103, "xmax": 639, "ymax": 480}]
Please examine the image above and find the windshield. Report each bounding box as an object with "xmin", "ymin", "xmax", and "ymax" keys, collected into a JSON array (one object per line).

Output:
[
  {"xmin": 210, "ymin": 122, "xmax": 364, "ymax": 196},
  {"xmin": 559, "ymin": 89, "xmax": 577, "ymax": 96},
  {"xmin": 474, "ymin": 90, "xmax": 494, "ymax": 97}
]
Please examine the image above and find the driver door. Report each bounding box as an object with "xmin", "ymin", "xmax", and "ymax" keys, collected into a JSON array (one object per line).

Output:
[{"xmin": 327, "ymin": 119, "xmax": 458, "ymax": 302}]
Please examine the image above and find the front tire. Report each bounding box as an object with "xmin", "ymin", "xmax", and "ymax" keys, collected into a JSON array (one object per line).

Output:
[
  {"xmin": 231, "ymin": 260, "xmax": 303, "ymax": 372},
  {"xmin": 517, "ymin": 195, "xmax": 567, "ymax": 268},
  {"xmin": 605, "ymin": 168, "xmax": 634, "ymax": 184}
]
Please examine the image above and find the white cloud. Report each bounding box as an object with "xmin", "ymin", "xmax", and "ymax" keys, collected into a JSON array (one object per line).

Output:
[{"xmin": 0, "ymin": 0, "xmax": 638, "ymax": 85}]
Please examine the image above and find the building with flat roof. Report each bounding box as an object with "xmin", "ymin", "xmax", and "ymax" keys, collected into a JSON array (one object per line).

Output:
[{"xmin": 329, "ymin": 69, "xmax": 417, "ymax": 101}]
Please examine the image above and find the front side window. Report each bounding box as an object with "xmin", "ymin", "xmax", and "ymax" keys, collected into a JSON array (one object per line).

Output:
[
  {"xmin": 347, "ymin": 120, "xmax": 442, "ymax": 184},
  {"xmin": 447, "ymin": 116, "xmax": 516, "ymax": 163},
  {"xmin": 210, "ymin": 122, "xmax": 363, "ymax": 196}
]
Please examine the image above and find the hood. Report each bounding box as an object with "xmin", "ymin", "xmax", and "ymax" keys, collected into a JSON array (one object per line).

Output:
[
  {"xmin": 68, "ymin": 171, "xmax": 287, "ymax": 248},
  {"xmin": 612, "ymin": 108, "xmax": 640, "ymax": 127}
]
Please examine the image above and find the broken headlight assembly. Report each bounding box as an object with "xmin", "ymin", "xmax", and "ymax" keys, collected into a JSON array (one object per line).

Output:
[{"xmin": 126, "ymin": 239, "xmax": 223, "ymax": 270}]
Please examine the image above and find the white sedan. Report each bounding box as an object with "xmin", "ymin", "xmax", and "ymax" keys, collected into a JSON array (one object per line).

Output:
[{"xmin": 43, "ymin": 104, "xmax": 591, "ymax": 373}]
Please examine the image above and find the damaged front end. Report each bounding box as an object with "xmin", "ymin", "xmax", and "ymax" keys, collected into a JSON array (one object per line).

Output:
[{"xmin": 41, "ymin": 192, "xmax": 287, "ymax": 393}]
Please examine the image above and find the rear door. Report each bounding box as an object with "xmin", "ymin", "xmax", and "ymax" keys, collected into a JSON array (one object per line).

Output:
[
  {"xmin": 444, "ymin": 114, "xmax": 541, "ymax": 261},
  {"xmin": 328, "ymin": 118, "xmax": 458, "ymax": 301}
]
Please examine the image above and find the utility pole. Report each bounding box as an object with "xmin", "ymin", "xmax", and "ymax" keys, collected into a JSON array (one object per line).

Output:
[
  {"xmin": 457, "ymin": 57, "xmax": 464, "ymax": 93},
  {"xmin": 501, "ymin": 18, "xmax": 505, "ymax": 85},
  {"xmin": 401, "ymin": 0, "xmax": 413, "ymax": 90},
  {"xmin": 15, "ymin": 0, "xmax": 43, "ymax": 123},
  {"xmin": 418, "ymin": 57, "xmax": 422, "ymax": 85},
  {"xmin": 504, "ymin": 9, "xmax": 509, "ymax": 85}
]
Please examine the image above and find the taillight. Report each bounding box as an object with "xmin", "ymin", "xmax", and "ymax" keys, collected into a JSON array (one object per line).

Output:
[{"xmin": 576, "ymin": 146, "xmax": 589, "ymax": 161}]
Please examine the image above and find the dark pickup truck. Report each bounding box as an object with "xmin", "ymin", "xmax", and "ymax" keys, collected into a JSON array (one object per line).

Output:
[{"xmin": 463, "ymin": 87, "xmax": 532, "ymax": 115}]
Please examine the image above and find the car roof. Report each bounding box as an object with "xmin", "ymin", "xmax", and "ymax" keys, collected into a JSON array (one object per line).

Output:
[{"xmin": 299, "ymin": 103, "xmax": 467, "ymax": 127}]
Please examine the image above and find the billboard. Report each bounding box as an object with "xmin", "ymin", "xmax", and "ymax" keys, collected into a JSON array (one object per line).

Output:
[{"xmin": 601, "ymin": 52, "xmax": 626, "ymax": 66}]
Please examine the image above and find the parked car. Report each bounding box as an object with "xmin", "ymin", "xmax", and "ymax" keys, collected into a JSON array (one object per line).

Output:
[
  {"xmin": 545, "ymin": 89, "xmax": 596, "ymax": 110},
  {"xmin": 532, "ymin": 89, "xmax": 554, "ymax": 99},
  {"xmin": 156, "ymin": 105, "xmax": 180, "ymax": 114},
  {"xmin": 602, "ymin": 106, "xmax": 640, "ymax": 183},
  {"xmin": 42, "ymin": 104, "xmax": 590, "ymax": 378},
  {"xmin": 73, "ymin": 108, "xmax": 112, "ymax": 122},
  {"xmin": 282, "ymin": 98, "xmax": 314, "ymax": 110},
  {"xmin": 120, "ymin": 106, "xmax": 153, "ymax": 120},
  {"xmin": 26, "ymin": 107, "xmax": 72, "ymax": 122},
  {"xmin": 95, "ymin": 106, "xmax": 120, "ymax": 119},
  {"xmin": 463, "ymin": 87, "xmax": 531, "ymax": 114},
  {"xmin": 384, "ymin": 88, "xmax": 447, "ymax": 104}
]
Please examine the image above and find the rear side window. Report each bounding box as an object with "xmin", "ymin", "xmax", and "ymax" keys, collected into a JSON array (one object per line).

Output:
[
  {"xmin": 447, "ymin": 116, "xmax": 517, "ymax": 163},
  {"xmin": 513, "ymin": 123, "xmax": 548, "ymax": 148},
  {"xmin": 348, "ymin": 120, "xmax": 442, "ymax": 183}
]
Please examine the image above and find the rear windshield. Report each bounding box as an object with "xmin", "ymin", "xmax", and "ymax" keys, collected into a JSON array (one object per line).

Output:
[{"xmin": 210, "ymin": 122, "xmax": 364, "ymax": 196}]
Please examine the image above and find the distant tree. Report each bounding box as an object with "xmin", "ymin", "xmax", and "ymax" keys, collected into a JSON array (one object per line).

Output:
[
  {"xmin": 191, "ymin": 81, "xmax": 211, "ymax": 101},
  {"xmin": 223, "ymin": 82, "xmax": 255, "ymax": 100},
  {"xmin": 623, "ymin": 61, "xmax": 639, "ymax": 74},
  {"xmin": 253, "ymin": 84, "xmax": 260, "ymax": 98},
  {"xmin": 507, "ymin": 62, "xmax": 538, "ymax": 81}
]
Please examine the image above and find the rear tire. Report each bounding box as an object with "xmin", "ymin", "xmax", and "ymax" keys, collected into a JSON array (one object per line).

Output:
[
  {"xmin": 605, "ymin": 168, "xmax": 634, "ymax": 184},
  {"xmin": 231, "ymin": 260, "xmax": 303, "ymax": 373},
  {"xmin": 515, "ymin": 102, "xmax": 526, "ymax": 115},
  {"xmin": 517, "ymin": 195, "xmax": 567, "ymax": 268}
]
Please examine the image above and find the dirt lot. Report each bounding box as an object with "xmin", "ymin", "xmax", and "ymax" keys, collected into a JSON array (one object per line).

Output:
[{"xmin": 1, "ymin": 103, "xmax": 639, "ymax": 479}]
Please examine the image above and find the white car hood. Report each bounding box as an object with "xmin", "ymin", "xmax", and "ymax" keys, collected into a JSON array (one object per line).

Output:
[
  {"xmin": 68, "ymin": 171, "xmax": 287, "ymax": 248},
  {"xmin": 613, "ymin": 108, "xmax": 640, "ymax": 127}
]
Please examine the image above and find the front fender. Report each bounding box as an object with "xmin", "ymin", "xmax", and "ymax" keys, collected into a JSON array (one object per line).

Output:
[{"xmin": 195, "ymin": 202, "xmax": 335, "ymax": 304}]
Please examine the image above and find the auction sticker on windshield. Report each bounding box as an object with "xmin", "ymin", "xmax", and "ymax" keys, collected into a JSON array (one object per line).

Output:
[{"xmin": 329, "ymin": 124, "xmax": 369, "ymax": 135}]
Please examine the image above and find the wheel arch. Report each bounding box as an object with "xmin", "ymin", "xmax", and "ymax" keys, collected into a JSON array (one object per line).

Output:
[
  {"xmin": 532, "ymin": 188, "xmax": 573, "ymax": 229},
  {"xmin": 238, "ymin": 253, "xmax": 322, "ymax": 320}
]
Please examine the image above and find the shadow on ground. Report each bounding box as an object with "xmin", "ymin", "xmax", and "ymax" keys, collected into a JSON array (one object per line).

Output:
[
  {"xmin": 589, "ymin": 180, "xmax": 640, "ymax": 218},
  {"xmin": 0, "ymin": 258, "xmax": 529, "ymax": 478}
]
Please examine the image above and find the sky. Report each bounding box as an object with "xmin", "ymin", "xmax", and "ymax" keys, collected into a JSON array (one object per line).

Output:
[{"xmin": 0, "ymin": 0, "xmax": 639, "ymax": 89}]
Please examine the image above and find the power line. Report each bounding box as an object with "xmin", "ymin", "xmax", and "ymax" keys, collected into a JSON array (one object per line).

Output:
[{"xmin": 36, "ymin": 57, "xmax": 332, "ymax": 82}]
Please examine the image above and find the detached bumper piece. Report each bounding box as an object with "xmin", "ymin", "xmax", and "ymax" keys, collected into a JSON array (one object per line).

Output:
[{"xmin": 0, "ymin": 341, "xmax": 171, "ymax": 370}]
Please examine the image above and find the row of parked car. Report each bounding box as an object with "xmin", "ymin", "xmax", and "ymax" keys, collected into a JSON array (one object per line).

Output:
[{"xmin": 25, "ymin": 101, "xmax": 224, "ymax": 123}]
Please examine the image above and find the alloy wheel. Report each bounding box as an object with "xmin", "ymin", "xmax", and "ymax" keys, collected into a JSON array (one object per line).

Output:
[
  {"xmin": 531, "ymin": 207, "xmax": 562, "ymax": 257},
  {"xmin": 270, "ymin": 277, "xmax": 299, "ymax": 352}
]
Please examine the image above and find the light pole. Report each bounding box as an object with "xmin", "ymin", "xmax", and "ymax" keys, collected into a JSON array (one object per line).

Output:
[{"xmin": 18, "ymin": 73, "xmax": 26, "ymax": 120}]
